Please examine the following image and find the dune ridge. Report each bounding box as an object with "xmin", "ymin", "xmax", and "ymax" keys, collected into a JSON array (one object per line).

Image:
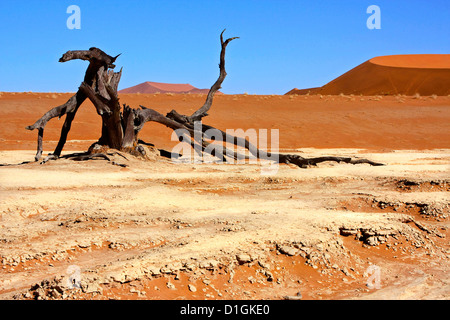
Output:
[
  {"xmin": 287, "ymin": 54, "xmax": 450, "ymax": 96},
  {"xmin": 119, "ymin": 81, "xmax": 219, "ymax": 95}
]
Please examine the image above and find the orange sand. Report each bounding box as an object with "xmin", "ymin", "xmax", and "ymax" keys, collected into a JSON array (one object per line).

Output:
[{"xmin": 0, "ymin": 92, "xmax": 449, "ymax": 153}]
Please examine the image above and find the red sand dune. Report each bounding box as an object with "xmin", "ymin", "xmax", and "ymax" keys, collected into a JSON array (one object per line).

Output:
[
  {"xmin": 287, "ymin": 54, "xmax": 450, "ymax": 96},
  {"xmin": 119, "ymin": 81, "xmax": 219, "ymax": 95},
  {"xmin": 285, "ymin": 87, "xmax": 320, "ymax": 95}
]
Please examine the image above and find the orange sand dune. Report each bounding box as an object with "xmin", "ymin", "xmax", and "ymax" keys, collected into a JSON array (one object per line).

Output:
[
  {"xmin": 288, "ymin": 54, "xmax": 450, "ymax": 96},
  {"xmin": 0, "ymin": 92, "xmax": 449, "ymax": 154},
  {"xmin": 119, "ymin": 81, "xmax": 217, "ymax": 95},
  {"xmin": 285, "ymin": 87, "xmax": 319, "ymax": 95},
  {"xmin": 371, "ymin": 54, "xmax": 450, "ymax": 68}
]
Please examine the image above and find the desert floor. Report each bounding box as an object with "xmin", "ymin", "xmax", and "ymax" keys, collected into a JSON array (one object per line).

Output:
[{"xmin": 0, "ymin": 93, "xmax": 449, "ymax": 300}]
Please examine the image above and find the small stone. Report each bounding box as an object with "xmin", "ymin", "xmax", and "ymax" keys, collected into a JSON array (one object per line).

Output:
[
  {"xmin": 166, "ymin": 282, "xmax": 176, "ymax": 290},
  {"xmin": 188, "ymin": 284, "xmax": 197, "ymax": 292},
  {"xmin": 148, "ymin": 266, "xmax": 161, "ymax": 276},
  {"xmin": 199, "ymin": 260, "xmax": 219, "ymax": 269},
  {"xmin": 283, "ymin": 291, "xmax": 302, "ymax": 300},
  {"xmin": 82, "ymin": 282, "xmax": 103, "ymax": 294},
  {"xmin": 340, "ymin": 229, "xmax": 358, "ymax": 236},
  {"xmin": 236, "ymin": 254, "xmax": 252, "ymax": 264},
  {"xmin": 341, "ymin": 267, "xmax": 350, "ymax": 276},
  {"xmin": 365, "ymin": 236, "xmax": 379, "ymax": 246},
  {"xmin": 279, "ymin": 246, "xmax": 299, "ymax": 256}
]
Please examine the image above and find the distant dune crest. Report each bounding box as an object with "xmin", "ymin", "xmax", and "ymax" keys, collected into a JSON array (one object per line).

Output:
[
  {"xmin": 287, "ymin": 54, "xmax": 450, "ymax": 96},
  {"xmin": 119, "ymin": 81, "xmax": 221, "ymax": 94}
]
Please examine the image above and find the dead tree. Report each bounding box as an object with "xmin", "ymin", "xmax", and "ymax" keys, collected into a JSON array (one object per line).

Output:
[{"xmin": 26, "ymin": 30, "xmax": 383, "ymax": 168}]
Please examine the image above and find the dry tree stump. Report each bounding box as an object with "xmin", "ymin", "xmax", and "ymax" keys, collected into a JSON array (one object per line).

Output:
[{"xmin": 26, "ymin": 30, "xmax": 383, "ymax": 169}]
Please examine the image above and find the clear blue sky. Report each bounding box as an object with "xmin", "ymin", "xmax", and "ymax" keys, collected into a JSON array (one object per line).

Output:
[{"xmin": 0, "ymin": 0, "xmax": 449, "ymax": 94}]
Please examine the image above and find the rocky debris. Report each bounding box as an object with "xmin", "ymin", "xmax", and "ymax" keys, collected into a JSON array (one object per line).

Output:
[
  {"xmin": 199, "ymin": 259, "xmax": 220, "ymax": 270},
  {"xmin": 82, "ymin": 281, "xmax": 103, "ymax": 294},
  {"xmin": 107, "ymin": 271, "xmax": 128, "ymax": 283},
  {"xmin": 129, "ymin": 288, "xmax": 145, "ymax": 297},
  {"xmin": 258, "ymin": 269, "xmax": 274, "ymax": 282},
  {"xmin": 339, "ymin": 229, "xmax": 358, "ymax": 237},
  {"xmin": 339, "ymin": 227, "xmax": 397, "ymax": 246},
  {"xmin": 365, "ymin": 236, "xmax": 379, "ymax": 246},
  {"xmin": 396, "ymin": 179, "xmax": 449, "ymax": 193},
  {"xmin": 272, "ymin": 240, "xmax": 346, "ymax": 271},
  {"xmin": 220, "ymin": 225, "xmax": 244, "ymax": 232},
  {"xmin": 371, "ymin": 197, "xmax": 449, "ymax": 219},
  {"xmin": 19, "ymin": 277, "xmax": 87, "ymax": 300},
  {"xmin": 403, "ymin": 218, "xmax": 445, "ymax": 238},
  {"xmin": 147, "ymin": 265, "xmax": 162, "ymax": 276},
  {"xmin": 160, "ymin": 262, "xmax": 183, "ymax": 275},
  {"xmin": 258, "ymin": 260, "xmax": 271, "ymax": 269}
]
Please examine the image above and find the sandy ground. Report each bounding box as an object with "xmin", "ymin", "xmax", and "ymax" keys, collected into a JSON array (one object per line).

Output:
[
  {"xmin": 0, "ymin": 148, "xmax": 448, "ymax": 300},
  {"xmin": 0, "ymin": 93, "xmax": 449, "ymax": 300}
]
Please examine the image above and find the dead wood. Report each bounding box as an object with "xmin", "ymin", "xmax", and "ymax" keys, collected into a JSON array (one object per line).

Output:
[{"xmin": 26, "ymin": 31, "xmax": 384, "ymax": 169}]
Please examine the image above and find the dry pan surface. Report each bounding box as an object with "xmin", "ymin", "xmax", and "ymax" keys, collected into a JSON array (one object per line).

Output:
[{"xmin": 0, "ymin": 148, "xmax": 448, "ymax": 300}]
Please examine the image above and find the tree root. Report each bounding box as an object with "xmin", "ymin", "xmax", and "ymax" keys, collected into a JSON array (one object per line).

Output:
[
  {"xmin": 39, "ymin": 152, "xmax": 128, "ymax": 167},
  {"xmin": 279, "ymin": 155, "xmax": 385, "ymax": 169}
]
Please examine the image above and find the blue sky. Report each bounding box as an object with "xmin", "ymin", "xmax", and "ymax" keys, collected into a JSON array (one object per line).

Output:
[{"xmin": 0, "ymin": 0, "xmax": 449, "ymax": 94}]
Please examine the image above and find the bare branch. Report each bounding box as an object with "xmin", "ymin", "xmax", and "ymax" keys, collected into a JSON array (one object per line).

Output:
[{"xmin": 187, "ymin": 29, "xmax": 239, "ymax": 123}]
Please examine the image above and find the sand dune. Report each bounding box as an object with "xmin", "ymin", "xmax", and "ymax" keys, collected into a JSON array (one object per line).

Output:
[
  {"xmin": 119, "ymin": 81, "xmax": 216, "ymax": 94},
  {"xmin": 287, "ymin": 54, "xmax": 450, "ymax": 96}
]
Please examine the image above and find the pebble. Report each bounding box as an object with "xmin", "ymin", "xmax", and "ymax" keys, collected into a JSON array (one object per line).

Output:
[
  {"xmin": 283, "ymin": 291, "xmax": 302, "ymax": 300},
  {"xmin": 188, "ymin": 284, "xmax": 197, "ymax": 292},
  {"xmin": 278, "ymin": 246, "xmax": 299, "ymax": 256},
  {"xmin": 236, "ymin": 254, "xmax": 252, "ymax": 264},
  {"xmin": 166, "ymin": 282, "xmax": 176, "ymax": 290}
]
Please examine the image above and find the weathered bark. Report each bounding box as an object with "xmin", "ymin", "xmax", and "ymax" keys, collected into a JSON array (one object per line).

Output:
[
  {"xmin": 26, "ymin": 31, "xmax": 384, "ymax": 169},
  {"xmin": 78, "ymin": 68, "xmax": 124, "ymax": 150},
  {"xmin": 26, "ymin": 48, "xmax": 121, "ymax": 161}
]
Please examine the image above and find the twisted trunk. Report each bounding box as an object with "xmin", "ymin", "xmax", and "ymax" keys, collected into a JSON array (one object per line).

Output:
[{"xmin": 26, "ymin": 31, "xmax": 384, "ymax": 169}]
